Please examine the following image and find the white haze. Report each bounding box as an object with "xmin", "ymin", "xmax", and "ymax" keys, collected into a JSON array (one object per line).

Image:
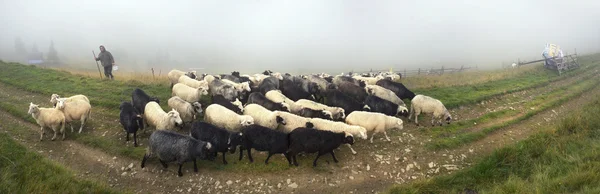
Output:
[{"xmin": 0, "ymin": 0, "xmax": 599, "ymax": 74}]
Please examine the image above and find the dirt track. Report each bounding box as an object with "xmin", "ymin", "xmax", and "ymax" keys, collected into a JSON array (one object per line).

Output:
[{"xmin": 1, "ymin": 68, "xmax": 599, "ymax": 194}]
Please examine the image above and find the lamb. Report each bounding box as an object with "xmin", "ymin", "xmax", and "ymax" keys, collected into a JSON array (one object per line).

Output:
[
  {"xmin": 353, "ymin": 75, "xmax": 384, "ymax": 85},
  {"xmin": 203, "ymin": 74, "xmax": 216, "ymax": 84},
  {"xmin": 50, "ymin": 94, "xmax": 89, "ymax": 107},
  {"xmin": 143, "ymin": 101, "xmax": 184, "ymax": 130},
  {"xmin": 295, "ymin": 99, "xmax": 345, "ymax": 121},
  {"xmin": 190, "ymin": 121, "xmax": 243, "ymax": 164},
  {"xmin": 239, "ymin": 124, "xmax": 291, "ymax": 164},
  {"xmin": 212, "ymin": 95, "xmax": 244, "ymax": 114},
  {"xmin": 132, "ymin": 88, "xmax": 160, "ymax": 114},
  {"xmin": 307, "ymin": 117, "xmax": 367, "ymax": 154},
  {"xmin": 204, "ymin": 104, "xmax": 254, "ymax": 132},
  {"xmin": 55, "ymin": 98, "xmax": 92, "ymax": 134},
  {"xmin": 168, "ymin": 96, "xmax": 202, "ymax": 124},
  {"xmin": 178, "ymin": 75, "xmax": 209, "ymax": 89},
  {"xmin": 246, "ymin": 92, "xmax": 290, "ymax": 112},
  {"xmin": 265, "ymin": 90, "xmax": 303, "ymax": 113},
  {"xmin": 141, "ymin": 130, "xmax": 215, "ymax": 177},
  {"xmin": 208, "ymin": 79, "xmax": 239, "ymax": 101},
  {"xmin": 297, "ymin": 108, "xmax": 333, "ymax": 120},
  {"xmin": 345, "ymin": 111, "xmax": 403, "ymax": 143},
  {"xmin": 28, "ymin": 103, "xmax": 66, "ymax": 141},
  {"xmin": 375, "ymin": 79, "xmax": 416, "ymax": 100},
  {"xmin": 167, "ymin": 69, "xmax": 197, "ymax": 87},
  {"xmin": 365, "ymin": 85, "xmax": 406, "ymax": 107},
  {"xmin": 287, "ymin": 128, "xmax": 354, "ymax": 167},
  {"xmin": 409, "ymin": 94, "xmax": 452, "ymax": 126},
  {"xmin": 274, "ymin": 111, "xmax": 313, "ymax": 133},
  {"xmin": 172, "ymin": 83, "xmax": 209, "ymax": 103},
  {"xmin": 119, "ymin": 101, "xmax": 144, "ymax": 147},
  {"xmin": 242, "ymin": 104, "xmax": 287, "ymax": 130},
  {"xmin": 363, "ymin": 95, "xmax": 409, "ymax": 117}
]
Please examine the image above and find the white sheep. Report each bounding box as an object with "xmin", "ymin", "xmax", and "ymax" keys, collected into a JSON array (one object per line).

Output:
[
  {"xmin": 144, "ymin": 101, "xmax": 183, "ymax": 130},
  {"xmin": 221, "ymin": 79, "xmax": 252, "ymax": 93},
  {"xmin": 352, "ymin": 75, "xmax": 384, "ymax": 85},
  {"xmin": 512, "ymin": 63, "xmax": 518, "ymax": 68},
  {"xmin": 178, "ymin": 75, "xmax": 209, "ymax": 89},
  {"xmin": 409, "ymin": 94, "xmax": 452, "ymax": 126},
  {"xmin": 345, "ymin": 111, "xmax": 403, "ymax": 143},
  {"xmin": 204, "ymin": 104, "xmax": 254, "ymax": 132},
  {"xmin": 28, "ymin": 103, "xmax": 66, "ymax": 141},
  {"xmin": 167, "ymin": 96, "xmax": 202, "ymax": 124},
  {"xmin": 203, "ymin": 75, "xmax": 216, "ymax": 84},
  {"xmin": 295, "ymin": 99, "xmax": 346, "ymax": 120},
  {"xmin": 365, "ymin": 85, "xmax": 406, "ymax": 107},
  {"xmin": 50, "ymin": 94, "xmax": 89, "ymax": 107},
  {"xmin": 55, "ymin": 98, "xmax": 92, "ymax": 134},
  {"xmin": 265, "ymin": 90, "xmax": 303, "ymax": 113},
  {"xmin": 307, "ymin": 118, "xmax": 368, "ymax": 154},
  {"xmin": 274, "ymin": 111, "xmax": 312, "ymax": 133},
  {"xmin": 172, "ymin": 83, "xmax": 209, "ymax": 103},
  {"xmin": 168, "ymin": 69, "xmax": 196, "ymax": 86},
  {"xmin": 243, "ymin": 104, "xmax": 287, "ymax": 129}
]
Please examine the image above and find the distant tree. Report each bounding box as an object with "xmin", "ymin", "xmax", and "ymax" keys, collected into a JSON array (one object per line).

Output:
[
  {"xmin": 31, "ymin": 43, "xmax": 39, "ymax": 53},
  {"xmin": 14, "ymin": 37, "xmax": 27, "ymax": 61},
  {"xmin": 47, "ymin": 40, "xmax": 60, "ymax": 64}
]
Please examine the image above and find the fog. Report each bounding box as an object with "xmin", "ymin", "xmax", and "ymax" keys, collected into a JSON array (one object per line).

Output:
[{"xmin": 1, "ymin": 0, "xmax": 599, "ymax": 74}]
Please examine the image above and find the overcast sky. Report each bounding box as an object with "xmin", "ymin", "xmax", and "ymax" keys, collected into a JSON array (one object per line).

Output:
[{"xmin": 1, "ymin": 0, "xmax": 599, "ymax": 73}]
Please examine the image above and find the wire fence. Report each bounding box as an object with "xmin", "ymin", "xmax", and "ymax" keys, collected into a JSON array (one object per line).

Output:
[{"xmin": 353, "ymin": 65, "xmax": 477, "ymax": 78}]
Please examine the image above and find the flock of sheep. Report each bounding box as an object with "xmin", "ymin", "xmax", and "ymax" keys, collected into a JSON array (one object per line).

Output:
[{"xmin": 26, "ymin": 69, "xmax": 452, "ymax": 177}]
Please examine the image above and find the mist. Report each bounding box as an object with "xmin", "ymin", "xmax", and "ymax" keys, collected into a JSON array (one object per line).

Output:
[{"xmin": 1, "ymin": 0, "xmax": 599, "ymax": 74}]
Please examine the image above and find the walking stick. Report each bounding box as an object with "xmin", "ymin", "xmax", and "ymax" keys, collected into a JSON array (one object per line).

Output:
[{"xmin": 92, "ymin": 50, "xmax": 103, "ymax": 79}]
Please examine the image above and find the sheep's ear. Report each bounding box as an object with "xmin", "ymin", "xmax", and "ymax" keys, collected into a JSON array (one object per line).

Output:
[
  {"xmin": 205, "ymin": 142, "xmax": 212, "ymax": 150},
  {"xmin": 136, "ymin": 114, "xmax": 142, "ymax": 118},
  {"xmin": 238, "ymin": 132, "xmax": 243, "ymax": 136}
]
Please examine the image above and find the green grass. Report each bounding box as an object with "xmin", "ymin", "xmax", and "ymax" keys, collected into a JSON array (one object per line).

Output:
[
  {"xmin": 427, "ymin": 75, "xmax": 600, "ymax": 150},
  {"xmin": 389, "ymin": 97, "xmax": 600, "ymax": 194},
  {"xmin": 0, "ymin": 132, "xmax": 117, "ymax": 193}
]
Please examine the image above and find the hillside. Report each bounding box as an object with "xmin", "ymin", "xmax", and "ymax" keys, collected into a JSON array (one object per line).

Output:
[{"xmin": 0, "ymin": 54, "xmax": 599, "ymax": 193}]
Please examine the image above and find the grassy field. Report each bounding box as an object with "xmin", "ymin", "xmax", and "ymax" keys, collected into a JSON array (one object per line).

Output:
[
  {"xmin": 388, "ymin": 97, "xmax": 600, "ymax": 194},
  {"xmin": 0, "ymin": 131, "xmax": 117, "ymax": 193}
]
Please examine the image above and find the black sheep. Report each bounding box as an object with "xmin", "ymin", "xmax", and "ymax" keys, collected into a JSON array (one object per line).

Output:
[
  {"xmin": 375, "ymin": 79, "xmax": 416, "ymax": 100},
  {"xmin": 190, "ymin": 121, "xmax": 243, "ymax": 164},
  {"xmin": 141, "ymin": 130, "xmax": 215, "ymax": 177},
  {"xmin": 257, "ymin": 76, "xmax": 280, "ymax": 95},
  {"xmin": 222, "ymin": 74, "xmax": 241, "ymax": 83},
  {"xmin": 132, "ymin": 88, "xmax": 160, "ymax": 114},
  {"xmin": 287, "ymin": 128, "xmax": 354, "ymax": 167},
  {"xmin": 297, "ymin": 108, "xmax": 333, "ymax": 120},
  {"xmin": 119, "ymin": 101, "xmax": 144, "ymax": 147},
  {"xmin": 324, "ymin": 89, "xmax": 364, "ymax": 115},
  {"xmin": 364, "ymin": 95, "xmax": 409, "ymax": 117},
  {"xmin": 239, "ymin": 124, "xmax": 291, "ymax": 164},
  {"xmin": 280, "ymin": 79, "xmax": 314, "ymax": 101},
  {"xmin": 336, "ymin": 82, "xmax": 368, "ymax": 102},
  {"xmin": 212, "ymin": 95, "xmax": 243, "ymax": 114},
  {"xmin": 246, "ymin": 92, "xmax": 290, "ymax": 112},
  {"xmin": 333, "ymin": 76, "xmax": 366, "ymax": 87}
]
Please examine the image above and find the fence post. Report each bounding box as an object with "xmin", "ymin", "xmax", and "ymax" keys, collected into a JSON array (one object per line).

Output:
[
  {"xmin": 441, "ymin": 66, "xmax": 444, "ymax": 75},
  {"xmin": 418, "ymin": 68, "xmax": 421, "ymax": 75},
  {"xmin": 404, "ymin": 68, "xmax": 407, "ymax": 78},
  {"xmin": 151, "ymin": 68, "xmax": 155, "ymax": 80}
]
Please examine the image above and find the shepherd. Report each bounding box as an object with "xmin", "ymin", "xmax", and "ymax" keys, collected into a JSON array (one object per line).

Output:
[{"xmin": 94, "ymin": 45, "xmax": 115, "ymax": 80}]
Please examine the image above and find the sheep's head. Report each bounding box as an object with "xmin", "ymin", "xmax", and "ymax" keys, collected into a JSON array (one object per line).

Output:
[
  {"xmin": 396, "ymin": 106, "xmax": 409, "ymax": 117},
  {"xmin": 228, "ymin": 132, "xmax": 243, "ymax": 153},
  {"xmin": 55, "ymin": 99, "xmax": 67, "ymax": 110},
  {"xmin": 168, "ymin": 109, "xmax": 183, "ymax": 128},
  {"xmin": 322, "ymin": 110, "xmax": 333, "ymax": 120},
  {"xmin": 192, "ymin": 102, "xmax": 203, "ymax": 115},
  {"xmin": 28, "ymin": 103, "xmax": 39, "ymax": 114},
  {"xmin": 355, "ymin": 126, "xmax": 368, "ymax": 140},
  {"xmin": 196, "ymin": 142, "xmax": 216, "ymax": 161},
  {"xmin": 276, "ymin": 115, "xmax": 286, "ymax": 125},
  {"xmin": 240, "ymin": 82, "xmax": 251, "ymax": 92},
  {"xmin": 343, "ymin": 132, "xmax": 355, "ymax": 145},
  {"xmin": 150, "ymin": 97, "xmax": 160, "ymax": 104},
  {"xmin": 186, "ymin": 71, "xmax": 197, "ymax": 79},
  {"xmin": 280, "ymin": 102, "xmax": 290, "ymax": 112},
  {"xmin": 50, "ymin": 94, "xmax": 60, "ymax": 106},
  {"xmin": 239, "ymin": 115, "xmax": 254, "ymax": 127},
  {"xmin": 272, "ymin": 72, "xmax": 283, "ymax": 80},
  {"xmin": 231, "ymin": 71, "xmax": 240, "ymax": 77},
  {"xmin": 444, "ymin": 111, "xmax": 452, "ymax": 125},
  {"xmin": 363, "ymin": 105, "xmax": 371, "ymax": 111},
  {"xmin": 232, "ymin": 98, "xmax": 244, "ymax": 112},
  {"xmin": 332, "ymin": 108, "xmax": 346, "ymax": 121},
  {"xmin": 197, "ymin": 87, "xmax": 209, "ymax": 96}
]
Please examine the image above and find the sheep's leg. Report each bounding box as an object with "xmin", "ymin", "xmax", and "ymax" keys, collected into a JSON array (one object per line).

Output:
[
  {"xmin": 39, "ymin": 126, "xmax": 44, "ymax": 141},
  {"xmin": 159, "ymin": 159, "xmax": 168, "ymax": 168},
  {"xmin": 414, "ymin": 112, "xmax": 420, "ymax": 126},
  {"xmin": 408, "ymin": 107, "xmax": 413, "ymax": 121},
  {"xmin": 126, "ymin": 132, "xmax": 130, "ymax": 142},
  {"xmin": 330, "ymin": 151, "xmax": 339, "ymax": 163},
  {"xmin": 283, "ymin": 153, "xmax": 292, "ymax": 165},
  {"xmin": 247, "ymin": 148, "xmax": 253, "ymax": 163},
  {"xmin": 238, "ymin": 146, "xmax": 244, "ymax": 161},
  {"xmin": 51, "ymin": 128, "xmax": 57, "ymax": 141},
  {"xmin": 370, "ymin": 131, "xmax": 378, "ymax": 143},
  {"xmin": 133, "ymin": 132, "xmax": 138, "ymax": 147},
  {"xmin": 312, "ymin": 153, "xmax": 323, "ymax": 167},
  {"xmin": 384, "ymin": 131, "xmax": 391, "ymax": 142},
  {"xmin": 346, "ymin": 144, "xmax": 357, "ymax": 155},
  {"xmin": 141, "ymin": 154, "xmax": 149, "ymax": 168},
  {"xmin": 193, "ymin": 159, "xmax": 198, "ymax": 173},
  {"xmin": 293, "ymin": 154, "xmax": 299, "ymax": 166},
  {"xmin": 60, "ymin": 125, "xmax": 66, "ymax": 140},
  {"xmin": 265, "ymin": 153, "xmax": 274, "ymax": 164},
  {"xmin": 69, "ymin": 123, "xmax": 74, "ymax": 133},
  {"xmin": 78, "ymin": 117, "xmax": 86, "ymax": 134},
  {"xmin": 222, "ymin": 152, "xmax": 228, "ymax": 165},
  {"xmin": 177, "ymin": 163, "xmax": 184, "ymax": 177},
  {"xmin": 431, "ymin": 115, "xmax": 436, "ymax": 127}
]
